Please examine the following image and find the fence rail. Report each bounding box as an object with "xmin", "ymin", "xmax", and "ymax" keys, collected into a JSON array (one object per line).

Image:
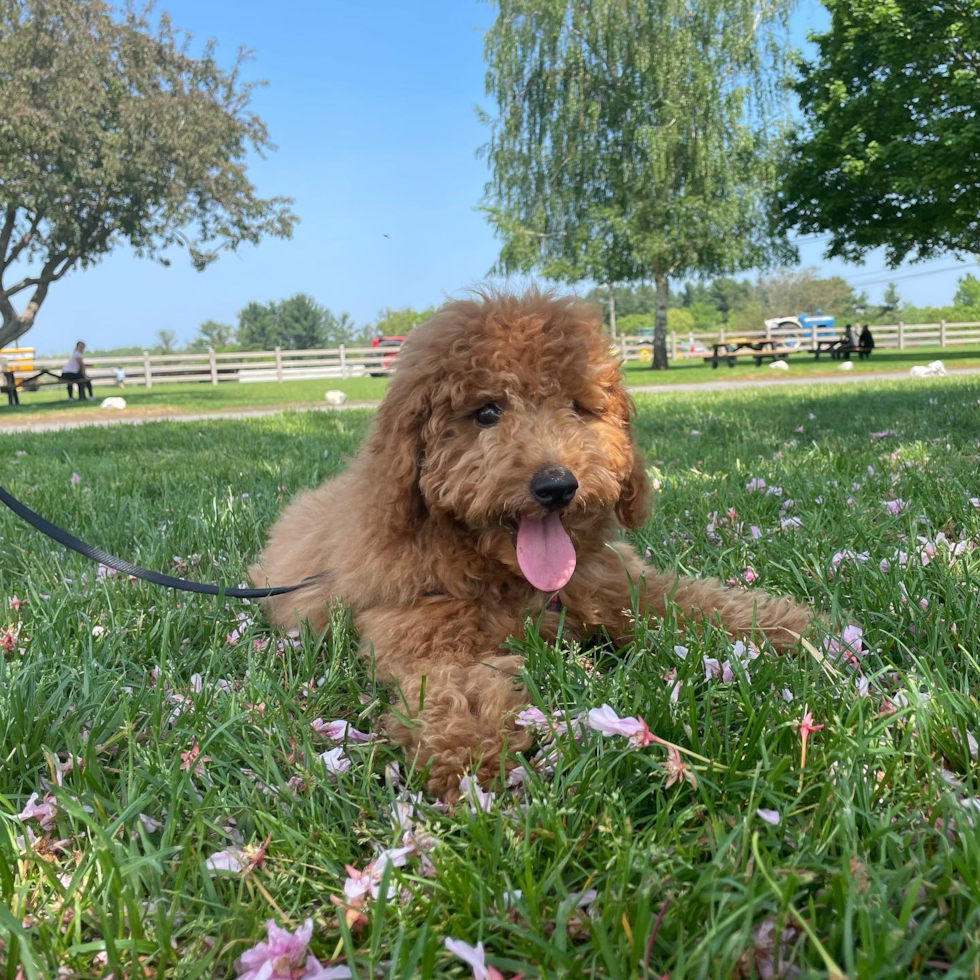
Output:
[
  {"xmin": 5, "ymin": 321, "xmax": 980, "ymax": 390},
  {"xmin": 615, "ymin": 320, "xmax": 980, "ymax": 362}
]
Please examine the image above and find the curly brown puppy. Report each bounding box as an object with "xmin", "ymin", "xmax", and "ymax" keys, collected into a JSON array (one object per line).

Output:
[{"xmin": 250, "ymin": 289, "xmax": 812, "ymax": 799}]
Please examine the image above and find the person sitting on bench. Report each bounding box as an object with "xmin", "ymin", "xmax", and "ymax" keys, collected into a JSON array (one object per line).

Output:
[
  {"xmin": 840, "ymin": 324, "xmax": 856, "ymax": 361},
  {"xmin": 858, "ymin": 324, "xmax": 875, "ymax": 359},
  {"xmin": 61, "ymin": 340, "xmax": 94, "ymax": 400}
]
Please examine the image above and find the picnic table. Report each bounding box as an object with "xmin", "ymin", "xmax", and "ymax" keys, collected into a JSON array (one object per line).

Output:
[
  {"xmin": 704, "ymin": 338, "xmax": 795, "ymax": 369},
  {"xmin": 1, "ymin": 366, "xmax": 72, "ymax": 405},
  {"xmin": 704, "ymin": 337, "xmax": 875, "ymax": 368}
]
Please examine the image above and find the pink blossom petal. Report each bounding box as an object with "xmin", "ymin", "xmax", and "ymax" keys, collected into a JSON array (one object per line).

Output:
[
  {"xmin": 206, "ymin": 846, "xmax": 248, "ymax": 875},
  {"xmin": 15, "ymin": 792, "xmax": 58, "ymax": 831},
  {"xmin": 460, "ymin": 774, "xmax": 494, "ymax": 812},
  {"xmin": 311, "ymin": 718, "xmax": 375, "ymax": 742},
  {"xmin": 303, "ymin": 958, "xmax": 352, "ymax": 979},
  {"xmin": 444, "ymin": 938, "xmax": 494, "ymax": 980},
  {"xmin": 236, "ymin": 919, "xmax": 313, "ymax": 980},
  {"xmin": 319, "ymin": 747, "xmax": 351, "ymax": 777},
  {"xmin": 756, "ymin": 808, "xmax": 781, "ymax": 826},
  {"xmin": 515, "ymin": 706, "xmax": 549, "ymax": 730}
]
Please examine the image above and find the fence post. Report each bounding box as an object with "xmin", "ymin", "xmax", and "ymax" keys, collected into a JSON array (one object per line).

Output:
[
  {"xmin": 940, "ymin": 319, "xmax": 947, "ymax": 348},
  {"xmin": 719, "ymin": 326, "xmax": 726, "ymax": 345},
  {"xmin": 670, "ymin": 332, "xmax": 678, "ymax": 361},
  {"xmin": 339, "ymin": 344, "xmax": 347, "ymax": 379},
  {"xmin": 209, "ymin": 347, "xmax": 218, "ymax": 385},
  {"xmin": 142, "ymin": 351, "xmax": 152, "ymax": 388},
  {"xmin": 898, "ymin": 321, "xmax": 905, "ymax": 350},
  {"xmin": 275, "ymin": 346, "xmax": 283, "ymax": 383},
  {"xmin": 765, "ymin": 321, "xmax": 772, "ymax": 342}
]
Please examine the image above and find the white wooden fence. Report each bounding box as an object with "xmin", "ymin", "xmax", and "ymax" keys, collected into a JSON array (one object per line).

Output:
[
  {"xmin": 616, "ymin": 320, "xmax": 980, "ymax": 363},
  {"xmin": 18, "ymin": 345, "xmax": 396, "ymax": 388},
  {"xmin": 11, "ymin": 320, "xmax": 980, "ymax": 389}
]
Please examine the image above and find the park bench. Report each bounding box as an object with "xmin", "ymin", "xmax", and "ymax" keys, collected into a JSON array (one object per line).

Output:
[
  {"xmin": 1, "ymin": 350, "xmax": 78, "ymax": 406},
  {"xmin": 811, "ymin": 340, "xmax": 873, "ymax": 360}
]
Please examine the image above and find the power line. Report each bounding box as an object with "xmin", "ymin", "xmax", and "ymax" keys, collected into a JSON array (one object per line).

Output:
[{"xmin": 842, "ymin": 262, "xmax": 970, "ymax": 289}]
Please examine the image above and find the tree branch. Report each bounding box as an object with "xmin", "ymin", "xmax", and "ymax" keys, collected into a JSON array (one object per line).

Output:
[
  {"xmin": 4, "ymin": 211, "xmax": 43, "ymax": 271},
  {"xmin": 0, "ymin": 206, "xmax": 17, "ymax": 270},
  {"xmin": 1, "ymin": 253, "xmax": 75, "ymax": 298}
]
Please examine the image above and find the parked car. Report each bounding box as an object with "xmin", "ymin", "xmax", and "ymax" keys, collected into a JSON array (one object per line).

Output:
[
  {"xmin": 369, "ymin": 335, "xmax": 406, "ymax": 376},
  {"xmin": 763, "ymin": 313, "xmax": 836, "ymax": 348}
]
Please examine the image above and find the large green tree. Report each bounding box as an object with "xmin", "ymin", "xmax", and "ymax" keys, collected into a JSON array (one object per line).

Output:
[
  {"xmin": 189, "ymin": 319, "xmax": 236, "ymax": 352},
  {"xmin": 778, "ymin": 0, "xmax": 980, "ymax": 266},
  {"xmin": 236, "ymin": 301, "xmax": 283, "ymax": 350},
  {"xmin": 953, "ymin": 273, "xmax": 980, "ymax": 309},
  {"xmin": 0, "ymin": 0, "xmax": 296, "ymax": 348},
  {"xmin": 481, "ymin": 0, "xmax": 795, "ymax": 369},
  {"xmin": 373, "ymin": 306, "xmax": 439, "ymax": 336},
  {"xmin": 277, "ymin": 293, "xmax": 326, "ymax": 349}
]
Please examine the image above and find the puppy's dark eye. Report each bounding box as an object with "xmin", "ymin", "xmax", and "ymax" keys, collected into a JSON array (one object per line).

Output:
[{"xmin": 474, "ymin": 402, "xmax": 502, "ymax": 428}]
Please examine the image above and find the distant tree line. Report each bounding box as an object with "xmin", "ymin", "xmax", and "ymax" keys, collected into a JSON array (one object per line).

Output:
[
  {"xmin": 588, "ymin": 270, "xmax": 980, "ymax": 337},
  {"xmin": 65, "ymin": 297, "xmax": 443, "ymax": 358}
]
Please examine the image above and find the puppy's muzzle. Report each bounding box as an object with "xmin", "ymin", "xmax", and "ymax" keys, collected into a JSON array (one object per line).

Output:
[{"xmin": 529, "ymin": 466, "xmax": 578, "ymax": 511}]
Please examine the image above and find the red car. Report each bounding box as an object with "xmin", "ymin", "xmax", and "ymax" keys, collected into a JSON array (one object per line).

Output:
[{"xmin": 369, "ymin": 335, "xmax": 406, "ymax": 376}]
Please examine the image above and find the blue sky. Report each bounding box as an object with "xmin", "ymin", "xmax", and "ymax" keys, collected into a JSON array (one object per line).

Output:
[{"xmin": 22, "ymin": 0, "xmax": 974, "ymax": 353}]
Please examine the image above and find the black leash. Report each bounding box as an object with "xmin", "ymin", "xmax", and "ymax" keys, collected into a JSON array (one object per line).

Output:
[{"xmin": 0, "ymin": 484, "xmax": 318, "ymax": 599}]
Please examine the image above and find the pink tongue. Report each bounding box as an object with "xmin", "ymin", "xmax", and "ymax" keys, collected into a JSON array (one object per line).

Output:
[{"xmin": 516, "ymin": 512, "xmax": 577, "ymax": 592}]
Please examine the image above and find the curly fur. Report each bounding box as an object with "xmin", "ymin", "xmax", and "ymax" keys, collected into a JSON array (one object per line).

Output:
[{"xmin": 250, "ymin": 289, "xmax": 813, "ymax": 798}]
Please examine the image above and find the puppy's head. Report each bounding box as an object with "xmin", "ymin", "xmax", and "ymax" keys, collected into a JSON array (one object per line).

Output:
[{"xmin": 365, "ymin": 289, "xmax": 649, "ymax": 589}]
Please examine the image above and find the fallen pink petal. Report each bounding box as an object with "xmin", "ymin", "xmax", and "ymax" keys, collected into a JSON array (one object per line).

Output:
[
  {"xmin": 586, "ymin": 704, "xmax": 656, "ymax": 746},
  {"xmin": 236, "ymin": 918, "xmax": 313, "ymax": 980},
  {"xmin": 206, "ymin": 846, "xmax": 248, "ymax": 875},
  {"xmin": 460, "ymin": 774, "xmax": 495, "ymax": 812},
  {"xmin": 444, "ymin": 938, "xmax": 504, "ymax": 980},
  {"xmin": 15, "ymin": 792, "xmax": 58, "ymax": 831},
  {"xmin": 756, "ymin": 808, "xmax": 781, "ymax": 826},
  {"xmin": 319, "ymin": 747, "xmax": 351, "ymax": 777},
  {"xmin": 310, "ymin": 718, "xmax": 375, "ymax": 742}
]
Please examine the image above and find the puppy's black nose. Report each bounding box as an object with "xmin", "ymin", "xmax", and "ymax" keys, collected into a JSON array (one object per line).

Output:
[{"xmin": 529, "ymin": 466, "xmax": 578, "ymax": 511}]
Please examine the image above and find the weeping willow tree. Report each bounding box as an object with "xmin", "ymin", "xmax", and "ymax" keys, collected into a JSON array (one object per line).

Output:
[{"xmin": 480, "ymin": 0, "xmax": 796, "ymax": 368}]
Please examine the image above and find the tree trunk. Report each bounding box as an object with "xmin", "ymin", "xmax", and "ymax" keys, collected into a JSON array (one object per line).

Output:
[
  {"xmin": 608, "ymin": 284, "xmax": 617, "ymax": 341},
  {"xmin": 0, "ymin": 277, "xmax": 52, "ymax": 348},
  {"xmin": 651, "ymin": 273, "xmax": 669, "ymax": 370},
  {"xmin": 0, "ymin": 310, "xmax": 33, "ymax": 350}
]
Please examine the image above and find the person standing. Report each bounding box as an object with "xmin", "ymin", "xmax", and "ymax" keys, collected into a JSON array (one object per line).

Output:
[
  {"xmin": 114, "ymin": 365, "xmax": 126, "ymax": 388},
  {"xmin": 61, "ymin": 341, "xmax": 94, "ymax": 399}
]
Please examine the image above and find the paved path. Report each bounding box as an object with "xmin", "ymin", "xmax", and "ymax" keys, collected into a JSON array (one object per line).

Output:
[
  {"xmin": 2, "ymin": 366, "xmax": 978, "ymax": 435},
  {"xmin": 628, "ymin": 365, "xmax": 980, "ymax": 395}
]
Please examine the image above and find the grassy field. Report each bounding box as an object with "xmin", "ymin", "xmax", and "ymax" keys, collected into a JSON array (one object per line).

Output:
[
  {"xmin": 3, "ymin": 344, "xmax": 978, "ymax": 427},
  {"xmin": 621, "ymin": 343, "xmax": 980, "ymax": 388},
  {"xmin": 3, "ymin": 377, "xmax": 980, "ymax": 978}
]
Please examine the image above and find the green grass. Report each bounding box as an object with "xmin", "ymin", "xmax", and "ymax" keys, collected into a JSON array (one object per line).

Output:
[
  {"xmin": 0, "ymin": 375, "xmax": 390, "ymax": 422},
  {"xmin": 4, "ymin": 344, "xmax": 979, "ymax": 425},
  {"xmin": 3, "ymin": 378, "xmax": 980, "ymax": 978},
  {"xmin": 621, "ymin": 343, "xmax": 980, "ymax": 387}
]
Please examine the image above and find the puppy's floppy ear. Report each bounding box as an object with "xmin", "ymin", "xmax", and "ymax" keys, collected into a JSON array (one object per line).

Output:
[
  {"xmin": 608, "ymin": 381, "xmax": 651, "ymax": 530},
  {"xmin": 365, "ymin": 374, "xmax": 431, "ymax": 532}
]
